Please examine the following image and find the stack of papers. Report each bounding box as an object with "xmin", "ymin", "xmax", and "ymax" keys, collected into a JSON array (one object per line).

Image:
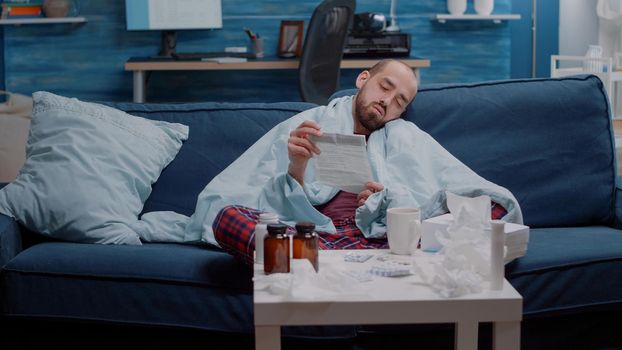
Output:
[{"xmin": 310, "ymin": 133, "xmax": 373, "ymax": 193}]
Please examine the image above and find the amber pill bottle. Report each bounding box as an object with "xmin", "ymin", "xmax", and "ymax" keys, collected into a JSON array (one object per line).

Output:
[
  {"xmin": 293, "ymin": 222, "xmax": 319, "ymax": 272},
  {"xmin": 264, "ymin": 223, "xmax": 290, "ymax": 274}
]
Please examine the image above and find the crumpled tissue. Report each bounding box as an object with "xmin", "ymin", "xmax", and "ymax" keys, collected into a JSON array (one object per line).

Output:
[
  {"xmin": 254, "ymin": 259, "xmax": 367, "ymax": 300},
  {"xmin": 412, "ymin": 191, "xmax": 495, "ymax": 298}
]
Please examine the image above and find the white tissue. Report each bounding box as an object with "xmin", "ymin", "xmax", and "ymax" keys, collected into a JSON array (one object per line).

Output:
[
  {"xmin": 414, "ymin": 192, "xmax": 494, "ymax": 298},
  {"xmin": 253, "ymin": 259, "xmax": 367, "ymax": 300},
  {"xmin": 413, "ymin": 254, "xmax": 485, "ymax": 298},
  {"xmin": 446, "ymin": 191, "xmax": 491, "ymax": 231}
]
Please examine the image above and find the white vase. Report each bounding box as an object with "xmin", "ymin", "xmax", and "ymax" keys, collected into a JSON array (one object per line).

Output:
[
  {"xmin": 474, "ymin": 0, "xmax": 494, "ymax": 15},
  {"xmin": 447, "ymin": 0, "xmax": 467, "ymax": 15}
]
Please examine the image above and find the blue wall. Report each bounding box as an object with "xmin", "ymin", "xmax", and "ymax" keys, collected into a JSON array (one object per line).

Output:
[
  {"xmin": 534, "ymin": 0, "xmax": 559, "ymax": 78},
  {"xmin": 509, "ymin": 0, "xmax": 559, "ymax": 78},
  {"xmin": 510, "ymin": 0, "xmax": 532, "ymax": 78},
  {"xmin": 2, "ymin": 0, "xmax": 522, "ymax": 102}
]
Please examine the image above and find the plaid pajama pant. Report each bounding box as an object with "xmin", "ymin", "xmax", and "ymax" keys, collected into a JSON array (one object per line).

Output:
[{"xmin": 213, "ymin": 203, "xmax": 508, "ymax": 265}]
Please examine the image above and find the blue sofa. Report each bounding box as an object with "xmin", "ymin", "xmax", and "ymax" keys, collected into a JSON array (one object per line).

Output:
[{"xmin": 1, "ymin": 75, "xmax": 622, "ymax": 349}]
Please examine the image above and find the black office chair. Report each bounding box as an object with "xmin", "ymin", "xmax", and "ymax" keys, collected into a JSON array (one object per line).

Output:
[{"xmin": 299, "ymin": 0, "xmax": 356, "ymax": 105}]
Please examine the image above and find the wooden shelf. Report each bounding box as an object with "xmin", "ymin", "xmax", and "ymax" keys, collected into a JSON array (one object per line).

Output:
[
  {"xmin": 433, "ymin": 14, "xmax": 521, "ymax": 24},
  {"xmin": 0, "ymin": 17, "xmax": 87, "ymax": 25}
]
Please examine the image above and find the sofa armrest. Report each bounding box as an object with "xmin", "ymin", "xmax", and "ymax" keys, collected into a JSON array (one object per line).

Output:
[
  {"xmin": 0, "ymin": 182, "xmax": 24, "ymax": 267},
  {"xmin": 0, "ymin": 213, "xmax": 22, "ymax": 267},
  {"xmin": 615, "ymin": 177, "xmax": 622, "ymax": 229}
]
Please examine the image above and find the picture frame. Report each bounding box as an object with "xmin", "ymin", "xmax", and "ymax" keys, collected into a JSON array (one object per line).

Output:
[{"xmin": 277, "ymin": 20, "xmax": 304, "ymax": 58}]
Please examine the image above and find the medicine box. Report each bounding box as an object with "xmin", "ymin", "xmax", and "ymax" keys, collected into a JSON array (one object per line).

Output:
[{"xmin": 420, "ymin": 213, "xmax": 530, "ymax": 254}]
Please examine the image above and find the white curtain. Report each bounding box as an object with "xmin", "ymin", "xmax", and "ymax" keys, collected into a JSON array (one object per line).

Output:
[
  {"xmin": 597, "ymin": 0, "xmax": 622, "ymax": 57},
  {"xmin": 597, "ymin": 0, "xmax": 622, "ymax": 117}
]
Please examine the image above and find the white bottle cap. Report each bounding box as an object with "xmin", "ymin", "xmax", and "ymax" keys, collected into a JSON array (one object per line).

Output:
[{"xmin": 259, "ymin": 212, "xmax": 279, "ymax": 223}]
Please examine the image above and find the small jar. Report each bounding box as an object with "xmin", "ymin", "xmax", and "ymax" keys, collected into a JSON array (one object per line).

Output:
[
  {"xmin": 293, "ymin": 222, "xmax": 319, "ymax": 272},
  {"xmin": 264, "ymin": 223, "xmax": 290, "ymax": 274}
]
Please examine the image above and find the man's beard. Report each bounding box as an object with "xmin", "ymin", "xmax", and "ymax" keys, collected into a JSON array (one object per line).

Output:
[{"xmin": 355, "ymin": 95, "xmax": 386, "ymax": 132}]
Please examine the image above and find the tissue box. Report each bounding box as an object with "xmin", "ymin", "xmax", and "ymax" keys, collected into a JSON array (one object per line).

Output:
[{"xmin": 421, "ymin": 213, "xmax": 530, "ymax": 256}]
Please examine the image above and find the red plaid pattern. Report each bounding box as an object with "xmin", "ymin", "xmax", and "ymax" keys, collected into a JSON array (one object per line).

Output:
[
  {"xmin": 213, "ymin": 205, "xmax": 388, "ymax": 265},
  {"xmin": 212, "ymin": 206, "xmax": 261, "ymax": 265},
  {"xmin": 318, "ymin": 217, "xmax": 388, "ymax": 250},
  {"xmin": 491, "ymin": 201, "xmax": 507, "ymax": 220},
  {"xmin": 213, "ymin": 202, "xmax": 508, "ymax": 265}
]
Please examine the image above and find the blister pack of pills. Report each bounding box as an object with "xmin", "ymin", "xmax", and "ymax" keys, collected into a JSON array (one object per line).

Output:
[
  {"xmin": 375, "ymin": 254, "xmax": 410, "ymax": 265},
  {"xmin": 368, "ymin": 265, "xmax": 412, "ymax": 277},
  {"xmin": 344, "ymin": 252, "xmax": 374, "ymax": 263}
]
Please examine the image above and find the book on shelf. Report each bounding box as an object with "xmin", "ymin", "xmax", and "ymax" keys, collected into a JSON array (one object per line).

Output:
[
  {"xmin": 1, "ymin": 2, "xmax": 43, "ymax": 19},
  {"xmin": 1, "ymin": 0, "xmax": 43, "ymax": 3}
]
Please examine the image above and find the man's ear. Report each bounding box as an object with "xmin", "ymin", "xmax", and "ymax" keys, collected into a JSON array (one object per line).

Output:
[{"xmin": 355, "ymin": 70, "xmax": 370, "ymax": 89}]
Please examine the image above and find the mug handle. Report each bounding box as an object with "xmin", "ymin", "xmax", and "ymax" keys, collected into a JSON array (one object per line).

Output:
[{"xmin": 409, "ymin": 219, "xmax": 422, "ymax": 253}]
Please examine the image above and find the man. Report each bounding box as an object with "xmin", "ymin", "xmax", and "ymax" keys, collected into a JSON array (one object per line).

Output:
[
  {"xmin": 287, "ymin": 59, "xmax": 417, "ymax": 215},
  {"xmin": 180, "ymin": 59, "xmax": 521, "ymax": 261}
]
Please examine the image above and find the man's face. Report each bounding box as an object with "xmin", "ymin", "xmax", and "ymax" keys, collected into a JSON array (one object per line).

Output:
[{"xmin": 353, "ymin": 62, "xmax": 418, "ymax": 134}]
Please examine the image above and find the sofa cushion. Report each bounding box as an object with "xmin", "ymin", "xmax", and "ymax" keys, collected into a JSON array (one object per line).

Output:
[
  {"xmin": 507, "ymin": 226, "xmax": 622, "ymax": 317},
  {"xmin": 334, "ymin": 75, "xmax": 615, "ymax": 228},
  {"xmin": 411, "ymin": 76, "xmax": 615, "ymax": 228},
  {"xmin": 0, "ymin": 241, "xmax": 356, "ymax": 339},
  {"xmin": 0, "ymin": 242, "xmax": 254, "ymax": 332},
  {"xmin": 103, "ymin": 102, "xmax": 316, "ymax": 217}
]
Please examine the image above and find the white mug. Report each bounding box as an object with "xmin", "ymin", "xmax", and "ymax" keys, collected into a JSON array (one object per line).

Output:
[{"xmin": 386, "ymin": 208, "xmax": 422, "ymax": 255}]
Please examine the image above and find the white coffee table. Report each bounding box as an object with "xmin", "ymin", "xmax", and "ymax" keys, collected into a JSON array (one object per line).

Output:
[{"xmin": 254, "ymin": 249, "xmax": 522, "ymax": 350}]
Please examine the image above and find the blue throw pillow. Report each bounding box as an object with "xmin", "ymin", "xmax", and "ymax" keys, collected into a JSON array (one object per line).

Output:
[{"xmin": 0, "ymin": 92, "xmax": 189, "ymax": 244}]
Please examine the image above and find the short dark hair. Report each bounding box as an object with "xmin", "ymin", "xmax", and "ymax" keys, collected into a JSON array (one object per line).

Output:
[{"xmin": 368, "ymin": 59, "xmax": 415, "ymax": 78}]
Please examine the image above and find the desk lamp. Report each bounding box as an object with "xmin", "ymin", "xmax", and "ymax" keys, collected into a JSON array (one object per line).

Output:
[{"xmin": 386, "ymin": 0, "xmax": 400, "ymax": 32}]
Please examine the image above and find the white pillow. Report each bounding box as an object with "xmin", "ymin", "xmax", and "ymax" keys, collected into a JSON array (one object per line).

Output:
[{"xmin": 0, "ymin": 92, "xmax": 189, "ymax": 244}]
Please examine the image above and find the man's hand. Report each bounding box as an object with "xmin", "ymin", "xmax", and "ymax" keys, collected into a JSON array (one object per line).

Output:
[
  {"xmin": 287, "ymin": 120, "xmax": 322, "ymax": 186},
  {"xmin": 357, "ymin": 182, "xmax": 384, "ymax": 207}
]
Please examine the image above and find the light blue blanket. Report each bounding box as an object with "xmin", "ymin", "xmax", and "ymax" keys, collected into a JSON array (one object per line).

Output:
[{"xmin": 137, "ymin": 95, "xmax": 522, "ymax": 246}]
